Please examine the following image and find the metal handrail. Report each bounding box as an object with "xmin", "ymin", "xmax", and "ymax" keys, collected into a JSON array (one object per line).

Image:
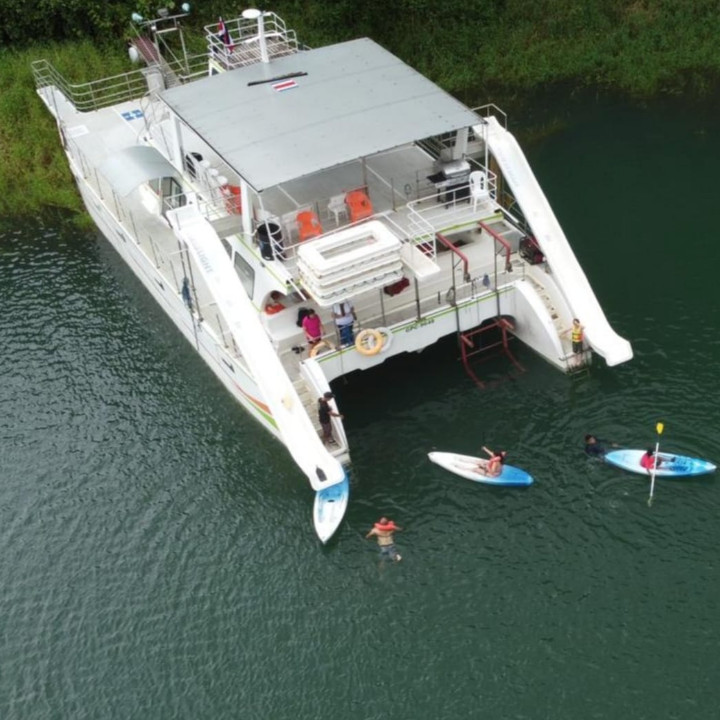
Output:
[
  {"xmin": 31, "ymin": 53, "xmax": 207, "ymax": 113},
  {"xmin": 478, "ymin": 220, "xmax": 512, "ymax": 272},
  {"xmin": 436, "ymin": 232, "xmax": 470, "ymax": 283}
]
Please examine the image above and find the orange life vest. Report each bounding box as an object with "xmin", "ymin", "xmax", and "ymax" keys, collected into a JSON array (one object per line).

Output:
[{"xmin": 374, "ymin": 521, "xmax": 398, "ymax": 532}]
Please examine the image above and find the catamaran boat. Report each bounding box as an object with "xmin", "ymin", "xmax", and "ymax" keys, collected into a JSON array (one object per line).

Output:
[{"xmin": 32, "ymin": 9, "xmax": 632, "ymax": 542}]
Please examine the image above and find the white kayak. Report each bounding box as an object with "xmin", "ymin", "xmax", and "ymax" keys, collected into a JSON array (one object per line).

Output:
[
  {"xmin": 428, "ymin": 451, "xmax": 534, "ymax": 486},
  {"xmin": 604, "ymin": 449, "xmax": 717, "ymax": 477},
  {"xmin": 313, "ymin": 473, "xmax": 349, "ymax": 543}
]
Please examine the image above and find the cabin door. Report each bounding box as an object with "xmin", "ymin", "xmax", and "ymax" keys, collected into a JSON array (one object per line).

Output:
[{"xmin": 161, "ymin": 177, "xmax": 186, "ymax": 216}]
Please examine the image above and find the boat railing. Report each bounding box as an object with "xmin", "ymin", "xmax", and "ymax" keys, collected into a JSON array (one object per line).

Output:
[
  {"xmin": 205, "ymin": 12, "xmax": 302, "ymax": 70},
  {"xmin": 472, "ymin": 104, "xmax": 508, "ymax": 129},
  {"xmin": 32, "ymin": 60, "xmax": 148, "ymax": 112},
  {"xmin": 353, "ymin": 259, "xmax": 522, "ymax": 334},
  {"xmin": 406, "ymin": 168, "xmax": 498, "ymax": 235},
  {"xmin": 31, "ymin": 54, "xmax": 207, "ymax": 113}
]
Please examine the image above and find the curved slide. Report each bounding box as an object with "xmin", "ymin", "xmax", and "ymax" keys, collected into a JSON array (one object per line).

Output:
[
  {"xmin": 481, "ymin": 116, "xmax": 633, "ymax": 366},
  {"xmin": 171, "ymin": 205, "xmax": 345, "ymax": 491}
]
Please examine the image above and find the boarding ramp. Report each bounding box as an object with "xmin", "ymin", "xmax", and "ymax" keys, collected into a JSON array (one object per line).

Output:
[
  {"xmin": 168, "ymin": 205, "xmax": 345, "ymax": 490},
  {"xmin": 480, "ymin": 116, "xmax": 633, "ymax": 366}
]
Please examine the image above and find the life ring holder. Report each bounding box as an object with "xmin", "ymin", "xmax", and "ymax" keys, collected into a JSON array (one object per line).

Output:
[
  {"xmin": 355, "ymin": 328, "xmax": 384, "ymax": 356},
  {"xmin": 375, "ymin": 327, "xmax": 392, "ymax": 353},
  {"xmin": 310, "ymin": 340, "xmax": 334, "ymax": 358}
]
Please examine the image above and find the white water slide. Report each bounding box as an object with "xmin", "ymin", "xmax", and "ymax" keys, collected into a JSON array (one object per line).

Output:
[
  {"xmin": 482, "ymin": 116, "xmax": 633, "ymax": 366},
  {"xmin": 169, "ymin": 205, "xmax": 345, "ymax": 490}
]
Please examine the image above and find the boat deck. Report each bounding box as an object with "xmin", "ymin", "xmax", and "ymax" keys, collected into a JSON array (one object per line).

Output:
[{"xmin": 39, "ymin": 83, "xmax": 554, "ymax": 442}]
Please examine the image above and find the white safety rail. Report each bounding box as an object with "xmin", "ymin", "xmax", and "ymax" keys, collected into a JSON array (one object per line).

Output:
[
  {"xmin": 168, "ymin": 205, "xmax": 345, "ymax": 490},
  {"xmin": 481, "ymin": 116, "xmax": 633, "ymax": 367}
]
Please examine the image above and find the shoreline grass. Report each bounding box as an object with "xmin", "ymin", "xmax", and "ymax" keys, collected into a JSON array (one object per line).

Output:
[{"xmin": 4, "ymin": 6, "xmax": 720, "ymax": 218}]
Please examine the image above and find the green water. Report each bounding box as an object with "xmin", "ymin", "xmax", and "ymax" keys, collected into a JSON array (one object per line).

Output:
[{"xmin": 1, "ymin": 97, "xmax": 719, "ymax": 719}]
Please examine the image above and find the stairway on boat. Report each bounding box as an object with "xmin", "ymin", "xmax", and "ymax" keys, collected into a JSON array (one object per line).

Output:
[
  {"xmin": 524, "ymin": 272, "xmax": 586, "ymax": 371},
  {"xmin": 291, "ymin": 377, "xmax": 347, "ymax": 461}
]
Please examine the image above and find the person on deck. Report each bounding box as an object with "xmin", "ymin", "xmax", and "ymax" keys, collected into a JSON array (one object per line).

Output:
[
  {"xmin": 366, "ymin": 517, "xmax": 402, "ymax": 561},
  {"xmin": 264, "ymin": 291, "xmax": 285, "ymax": 315},
  {"xmin": 332, "ymin": 299, "xmax": 357, "ymax": 347},
  {"xmin": 301, "ymin": 308, "xmax": 323, "ymax": 347},
  {"xmin": 476, "ymin": 446, "xmax": 507, "ymax": 477},
  {"xmin": 565, "ymin": 318, "xmax": 585, "ymax": 354},
  {"xmin": 640, "ymin": 448, "xmax": 663, "ymax": 472},
  {"xmin": 318, "ymin": 391, "xmax": 342, "ymax": 445}
]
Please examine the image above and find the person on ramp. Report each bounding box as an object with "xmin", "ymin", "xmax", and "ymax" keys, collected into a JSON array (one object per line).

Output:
[{"xmin": 366, "ymin": 517, "xmax": 402, "ymax": 561}]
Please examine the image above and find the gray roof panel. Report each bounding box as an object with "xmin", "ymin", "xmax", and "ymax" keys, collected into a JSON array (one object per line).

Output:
[{"xmin": 161, "ymin": 38, "xmax": 481, "ymax": 191}]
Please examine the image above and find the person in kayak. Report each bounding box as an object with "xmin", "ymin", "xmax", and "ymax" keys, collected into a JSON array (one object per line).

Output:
[
  {"xmin": 366, "ymin": 517, "xmax": 402, "ymax": 561},
  {"xmin": 640, "ymin": 448, "xmax": 664, "ymax": 472},
  {"xmin": 476, "ymin": 446, "xmax": 507, "ymax": 477}
]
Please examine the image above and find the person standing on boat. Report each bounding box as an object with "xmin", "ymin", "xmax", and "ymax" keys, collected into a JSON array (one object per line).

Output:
[
  {"xmin": 366, "ymin": 517, "xmax": 402, "ymax": 561},
  {"xmin": 302, "ymin": 308, "xmax": 323, "ymax": 348},
  {"xmin": 332, "ymin": 299, "xmax": 357, "ymax": 347},
  {"xmin": 476, "ymin": 446, "xmax": 506, "ymax": 477},
  {"xmin": 564, "ymin": 318, "xmax": 585, "ymax": 358},
  {"xmin": 318, "ymin": 392, "xmax": 342, "ymax": 444}
]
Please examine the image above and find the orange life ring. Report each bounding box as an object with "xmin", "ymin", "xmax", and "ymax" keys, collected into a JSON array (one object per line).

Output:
[
  {"xmin": 309, "ymin": 340, "xmax": 334, "ymax": 358},
  {"xmin": 376, "ymin": 327, "xmax": 392, "ymax": 353},
  {"xmin": 355, "ymin": 328, "xmax": 383, "ymax": 356}
]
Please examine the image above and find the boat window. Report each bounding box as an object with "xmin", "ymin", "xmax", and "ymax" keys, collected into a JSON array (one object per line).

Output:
[
  {"xmin": 162, "ymin": 177, "xmax": 186, "ymax": 211},
  {"xmin": 233, "ymin": 252, "xmax": 254, "ymax": 298}
]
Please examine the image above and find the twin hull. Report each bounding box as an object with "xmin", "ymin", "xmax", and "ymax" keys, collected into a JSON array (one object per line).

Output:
[{"xmin": 76, "ymin": 168, "xmax": 278, "ymax": 438}]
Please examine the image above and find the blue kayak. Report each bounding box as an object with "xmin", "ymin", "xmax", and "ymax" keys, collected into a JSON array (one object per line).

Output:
[
  {"xmin": 313, "ymin": 473, "xmax": 349, "ymax": 543},
  {"xmin": 428, "ymin": 451, "xmax": 533, "ymax": 486},
  {"xmin": 604, "ymin": 449, "xmax": 717, "ymax": 477}
]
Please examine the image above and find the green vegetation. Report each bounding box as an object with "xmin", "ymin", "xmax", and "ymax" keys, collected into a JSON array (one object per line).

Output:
[{"xmin": 2, "ymin": 0, "xmax": 720, "ymax": 217}]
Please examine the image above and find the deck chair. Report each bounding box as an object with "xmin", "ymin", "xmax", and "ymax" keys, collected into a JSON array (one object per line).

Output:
[
  {"xmin": 469, "ymin": 171, "xmax": 490, "ymax": 209},
  {"xmin": 345, "ymin": 190, "xmax": 373, "ymax": 223},
  {"xmin": 327, "ymin": 194, "xmax": 349, "ymax": 225},
  {"xmin": 297, "ymin": 210, "xmax": 323, "ymax": 241}
]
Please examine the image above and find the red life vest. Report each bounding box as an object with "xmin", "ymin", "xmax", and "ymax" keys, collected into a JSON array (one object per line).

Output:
[
  {"xmin": 374, "ymin": 521, "xmax": 398, "ymax": 532},
  {"xmin": 640, "ymin": 453, "xmax": 655, "ymax": 469}
]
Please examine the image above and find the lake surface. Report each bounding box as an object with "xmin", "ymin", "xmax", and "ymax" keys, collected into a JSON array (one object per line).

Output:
[{"xmin": 1, "ymin": 96, "xmax": 719, "ymax": 719}]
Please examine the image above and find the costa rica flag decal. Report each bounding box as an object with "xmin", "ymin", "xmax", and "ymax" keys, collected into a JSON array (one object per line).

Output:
[{"xmin": 272, "ymin": 79, "xmax": 298, "ymax": 92}]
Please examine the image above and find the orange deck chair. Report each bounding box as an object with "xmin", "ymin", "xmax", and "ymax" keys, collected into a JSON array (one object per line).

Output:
[
  {"xmin": 345, "ymin": 190, "xmax": 373, "ymax": 223},
  {"xmin": 297, "ymin": 210, "xmax": 323, "ymax": 241}
]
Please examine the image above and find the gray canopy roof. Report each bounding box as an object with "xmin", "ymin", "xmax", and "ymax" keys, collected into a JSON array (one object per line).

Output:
[
  {"xmin": 99, "ymin": 145, "xmax": 179, "ymax": 196},
  {"xmin": 160, "ymin": 38, "xmax": 481, "ymax": 192}
]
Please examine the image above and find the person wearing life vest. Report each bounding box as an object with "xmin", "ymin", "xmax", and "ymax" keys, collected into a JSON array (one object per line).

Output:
[
  {"xmin": 640, "ymin": 448, "xmax": 663, "ymax": 472},
  {"xmin": 476, "ymin": 446, "xmax": 507, "ymax": 477},
  {"xmin": 569, "ymin": 318, "xmax": 584, "ymax": 354},
  {"xmin": 264, "ymin": 291, "xmax": 285, "ymax": 315},
  {"xmin": 365, "ymin": 517, "xmax": 402, "ymax": 561}
]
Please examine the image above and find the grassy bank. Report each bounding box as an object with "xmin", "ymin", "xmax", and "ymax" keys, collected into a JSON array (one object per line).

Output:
[
  {"xmin": 0, "ymin": 42, "xmax": 132, "ymax": 218},
  {"xmin": 4, "ymin": 3, "xmax": 720, "ymax": 218}
]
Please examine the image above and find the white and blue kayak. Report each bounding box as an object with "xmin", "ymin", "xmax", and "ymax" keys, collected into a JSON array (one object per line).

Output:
[
  {"xmin": 312, "ymin": 473, "xmax": 350, "ymax": 543},
  {"xmin": 604, "ymin": 449, "xmax": 717, "ymax": 477},
  {"xmin": 428, "ymin": 451, "xmax": 533, "ymax": 487}
]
